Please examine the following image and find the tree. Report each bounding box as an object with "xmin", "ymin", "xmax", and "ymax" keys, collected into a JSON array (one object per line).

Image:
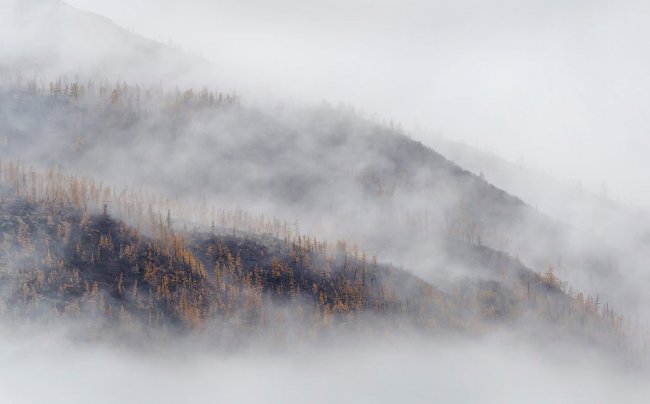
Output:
[{"xmin": 542, "ymin": 267, "xmax": 560, "ymax": 289}]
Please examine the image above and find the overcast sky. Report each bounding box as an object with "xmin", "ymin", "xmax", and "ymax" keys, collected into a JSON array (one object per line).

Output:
[{"xmin": 65, "ymin": 0, "xmax": 650, "ymax": 207}]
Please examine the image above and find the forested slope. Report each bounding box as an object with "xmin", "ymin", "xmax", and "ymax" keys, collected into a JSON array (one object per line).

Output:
[{"xmin": 0, "ymin": 163, "xmax": 630, "ymax": 352}]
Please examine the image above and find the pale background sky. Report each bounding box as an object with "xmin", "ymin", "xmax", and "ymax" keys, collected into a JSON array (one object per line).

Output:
[{"xmin": 65, "ymin": 0, "xmax": 650, "ymax": 207}]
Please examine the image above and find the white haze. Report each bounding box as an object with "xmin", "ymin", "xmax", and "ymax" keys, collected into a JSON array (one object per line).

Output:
[
  {"xmin": 1, "ymin": 328, "xmax": 649, "ymax": 404},
  {"xmin": 66, "ymin": 0, "xmax": 650, "ymax": 208},
  {"xmin": 1, "ymin": 1, "xmax": 650, "ymax": 403}
]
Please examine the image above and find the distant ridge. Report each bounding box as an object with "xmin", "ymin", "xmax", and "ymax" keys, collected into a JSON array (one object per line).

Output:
[{"xmin": 0, "ymin": 0, "xmax": 216, "ymax": 86}]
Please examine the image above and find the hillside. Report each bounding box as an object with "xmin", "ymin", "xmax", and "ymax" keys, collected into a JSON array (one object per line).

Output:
[
  {"xmin": 430, "ymin": 136, "xmax": 650, "ymax": 243},
  {"xmin": 0, "ymin": 82, "xmax": 549, "ymax": 248},
  {"xmin": 0, "ymin": 3, "xmax": 629, "ymax": 316},
  {"xmin": 0, "ymin": 0, "xmax": 645, "ymax": 359},
  {"xmin": 3, "ymin": 2, "xmax": 650, "ymax": 403},
  {"xmin": 0, "ymin": 80, "xmax": 624, "ymax": 306},
  {"xmin": 0, "ymin": 163, "xmax": 631, "ymax": 352},
  {"xmin": 430, "ymin": 137, "xmax": 650, "ymax": 314}
]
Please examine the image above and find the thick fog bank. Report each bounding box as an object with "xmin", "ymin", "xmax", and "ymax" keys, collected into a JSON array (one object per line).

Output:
[{"xmin": 0, "ymin": 329, "xmax": 648, "ymax": 404}]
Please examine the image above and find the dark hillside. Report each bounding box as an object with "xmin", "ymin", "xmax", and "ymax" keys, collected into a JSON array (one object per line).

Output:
[{"xmin": 0, "ymin": 166, "xmax": 630, "ymax": 351}]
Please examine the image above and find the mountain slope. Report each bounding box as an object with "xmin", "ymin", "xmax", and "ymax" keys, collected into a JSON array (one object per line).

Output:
[
  {"xmin": 0, "ymin": 0, "xmax": 636, "ymax": 318},
  {"xmin": 0, "ymin": 0, "xmax": 642, "ymax": 355},
  {"xmin": 0, "ymin": 0, "xmax": 215, "ymax": 86},
  {"xmin": 430, "ymin": 136, "xmax": 650, "ymax": 314},
  {"xmin": 0, "ymin": 1, "xmax": 603, "ymax": 297},
  {"xmin": 0, "ymin": 83, "xmax": 583, "ymax": 276},
  {"xmin": 0, "ymin": 163, "xmax": 630, "ymax": 351}
]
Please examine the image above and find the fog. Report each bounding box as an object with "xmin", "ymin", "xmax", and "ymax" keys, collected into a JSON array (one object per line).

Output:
[
  {"xmin": 65, "ymin": 0, "xmax": 650, "ymax": 207},
  {"xmin": 1, "ymin": 327, "xmax": 649, "ymax": 404},
  {"xmin": 2, "ymin": 1, "xmax": 650, "ymax": 403}
]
